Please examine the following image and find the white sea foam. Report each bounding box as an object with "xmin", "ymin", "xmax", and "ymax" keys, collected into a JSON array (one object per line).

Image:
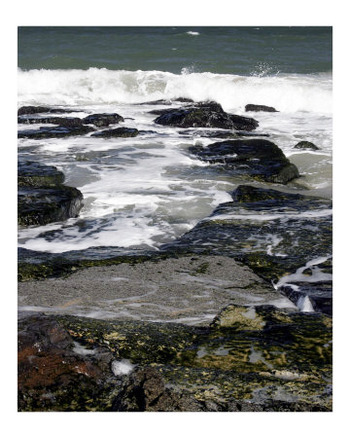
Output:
[
  {"xmin": 18, "ymin": 68, "xmax": 332, "ymax": 114},
  {"xmin": 17, "ymin": 67, "xmax": 332, "ymax": 253},
  {"xmin": 111, "ymin": 359, "xmax": 136, "ymax": 376},
  {"xmin": 297, "ymin": 296, "xmax": 315, "ymax": 313},
  {"xmin": 275, "ymin": 256, "xmax": 332, "ymax": 289}
]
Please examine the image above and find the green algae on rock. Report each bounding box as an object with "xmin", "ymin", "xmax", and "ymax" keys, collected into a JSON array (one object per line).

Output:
[{"xmin": 18, "ymin": 309, "xmax": 332, "ymax": 411}]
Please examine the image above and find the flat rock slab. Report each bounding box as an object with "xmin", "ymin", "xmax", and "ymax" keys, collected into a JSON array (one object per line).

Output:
[{"xmin": 18, "ymin": 255, "xmax": 293, "ymax": 325}]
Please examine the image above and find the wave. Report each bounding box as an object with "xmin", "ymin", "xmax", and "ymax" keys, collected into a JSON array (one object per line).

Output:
[{"xmin": 18, "ymin": 68, "xmax": 332, "ymax": 113}]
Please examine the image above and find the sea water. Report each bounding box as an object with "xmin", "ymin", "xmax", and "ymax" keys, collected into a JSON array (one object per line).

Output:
[{"xmin": 18, "ymin": 27, "xmax": 332, "ymax": 255}]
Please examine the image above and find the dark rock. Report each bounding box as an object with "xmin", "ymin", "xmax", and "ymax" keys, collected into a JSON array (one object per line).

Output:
[
  {"xmin": 18, "ymin": 186, "xmax": 83, "ymax": 226},
  {"xmin": 293, "ymin": 141, "xmax": 320, "ymax": 151},
  {"xmin": 18, "ymin": 125, "xmax": 95, "ymax": 139},
  {"xmin": 112, "ymin": 367, "xmax": 203, "ymax": 412},
  {"xmin": 18, "ymin": 160, "xmax": 65, "ymax": 187},
  {"xmin": 154, "ymin": 101, "xmax": 259, "ymax": 131},
  {"xmin": 245, "ymin": 104, "xmax": 278, "ymax": 112},
  {"xmin": 189, "ymin": 139, "xmax": 299, "ymax": 184},
  {"xmin": 18, "ymin": 106, "xmax": 79, "ymax": 115},
  {"xmin": 18, "ymin": 116, "xmax": 84, "ymax": 128},
  {"xmin": 18, "ymin": 161, "xmax": 83, "ymax": 226},
  {"xmin": 179, "ymin": 129, "xmax": 270, "ymax": 139},
  {"xmin": 140, "ymin": 97, "xmax": 194, "ymax": 105},
  {"xmin": 91, "ymin": 127, "xmax": 139, "ymax": 138},
  {"xmin": 279, "ymin": 282, "xmax": 332, "ymax": 315},
  {"xmin": 82, "ymin": 113, "xmax": 124, "ymax": 127}
]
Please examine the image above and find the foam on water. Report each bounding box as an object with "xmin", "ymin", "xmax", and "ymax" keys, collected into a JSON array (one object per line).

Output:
[
  {"xmin": 18, "ymin": 68, "xmax": 332, "ymax": 114},
  {"xmin": 275, "ymin": 256, "xmax": 332, "ymax": 289},
  {"xmin": 18, "ymin": 67, "xmax": 332, "ymax": 253}
]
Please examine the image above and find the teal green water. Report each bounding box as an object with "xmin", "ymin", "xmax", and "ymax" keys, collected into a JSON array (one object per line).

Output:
[{"xmin": 18, "ymin": 26, "xmax": 332, "ymax": 75}]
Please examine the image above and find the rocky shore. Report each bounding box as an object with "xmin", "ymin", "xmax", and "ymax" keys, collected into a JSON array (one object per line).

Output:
[{"xmin": 17, "ymin": 101, "xmax": 332, "ymax": 412}]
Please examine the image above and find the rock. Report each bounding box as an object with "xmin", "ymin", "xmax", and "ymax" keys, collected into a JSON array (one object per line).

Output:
[
  {"xmin": 18, "ymin": 116, "xmax": 84, "ymax": 127},
  {"xmin": 18, "ymin": 311, "xmax": 332, "ymax": 411},
  {"xmin": 140, "ymin": 97, "xmax": 194, "ymax": 105},
  {"xmin": 18, "ymin": 106, "xmax": 79, "ymax": 115},
  {"xmin": 91, "ymin": 127, "xmax": 139, "ymax": 138},
  {"xmin": 153, "ymin": 101, "xmax": 259, "ymax": 131},
  {"xmin": 293, "ymin": 141, "xmax": 320, "ymax": 151},
  {"xmin": 111, "ymin": 367, "xmax": 204, "ymax": 411},
  {"xmin": 18, "ymin": 160, "xmax": 65, "ymax": 187},
  {"xmin": 18, "ymin": 161, "xmax": 83, "ymax": 226},
  {"xmin": 279, "ymin": 282, "xmax": 332, "ymax": 315},
  {"xmin": 245, "ymin": 104, "xmax": 278, "ymax": 112},
  {"xmin": 18, "ymin": 313, "xmax": 118, "ymax": 411},
  {"xmin": 18, "ymin": 125, "xmax": 95, "ymax": 139},
  {"xmin": 189, "ymin": 139, "xmax": 299, "ymax": 184},
  {"xmin": 18, "ymin": 254, "xmax": 285, "ymax": 320},
  {"xmin": 82, "ymin": 113, "xmax": 124, "ymax": 127},
  {"xmin": 178, "ymin": 129, "xmax": 270, "ymax": 139},
  {"xmin": 161, "ymin": 185, "xmax": 332, "ymax": 312}
]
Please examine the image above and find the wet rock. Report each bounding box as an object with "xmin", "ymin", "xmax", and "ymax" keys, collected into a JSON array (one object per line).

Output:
[
  {"xmin": 178, "ymin": 129, "xmax": 270, "ymax": 139},
  {"xmin": 18, "ymin": 313, "xmax": 118, "ymax": 411},
  {"xmin": 91, "ymin": 127, "xmax": 139, "ymax": 138},
  {"xmin": 82, "ymin": 113, "xmax": 124, "ymax": 127},
  {"xmin": 140, "ymin": 97, "xmax": 194, "ymax": 105},
  {"xmin": 18, "ymin": 116, "xmax": 84, "ymax": 127},
  {"xmin": 293, "ymin": 141, "xmax": 320, "ymax": 151},
  {"xmin": 18, "ymin": 161, "xmax": 83, "ymax": 226},
  {"xmin": 189, "ymin": 139, "xmax": 299, "ymax": 184},
  {"xmin": 161, "ymin": 185, "xmax": 332, "ymax": 309},
  {"xmin": 18, "ymin": 106, "xmax": 80, "ymax": 115},
  {"xmin": 112, "ymin": 367, "xmax": 204, "ymax": 411},
  {"xmin": 154, "ymin": 101, "xmax": 259, "ymax": 131},
  {"xmin": 245, "ymin": 104, "xmax": 278, "ymax": 112},
  {"xmin": 18, "ymin": 160, "xmax": 65, "ymax": 187},
  {"xmin": 18, "ymin": 125, "xmax": 95, "ymax": 139},
  {"xmin": 18, "ymin": 311, "xmax": 331, "ymax": 411},
  {"xmin": 279, "ymin": 282, "xmax": 332, "ymax": 315}
]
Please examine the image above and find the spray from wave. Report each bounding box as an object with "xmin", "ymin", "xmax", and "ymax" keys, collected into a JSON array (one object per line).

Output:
[{"xmin": 18, "ymin": 68, "xmax": 332, "ymax": 114}]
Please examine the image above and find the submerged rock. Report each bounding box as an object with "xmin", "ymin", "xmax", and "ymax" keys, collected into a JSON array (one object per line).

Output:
[
  {"xmin": 189, "ymin": 139, "xmax": 299, "ymax": 184},
  {"xmin": 245, "ymin": 104, "xmax": 278, "ymax": 112},
  {"xmin": 18, "ymin": 310, "xmax": 332, "ymax": 411},
  {"xmin": 18, "ymin": 161, "xmax": 83, "ymax": 226},
  {"xmin": 293, "ymin": 141, "xmax": 320, "ymax": 151},
  {"xmin": 154, "ymin": 101, "xmax": 259, "ymax": 131}
]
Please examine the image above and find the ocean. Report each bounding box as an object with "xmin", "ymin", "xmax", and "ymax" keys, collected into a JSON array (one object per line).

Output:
[{"xmin": 17, "ymin": 26, "xmax": 332, "ymax": 255}]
